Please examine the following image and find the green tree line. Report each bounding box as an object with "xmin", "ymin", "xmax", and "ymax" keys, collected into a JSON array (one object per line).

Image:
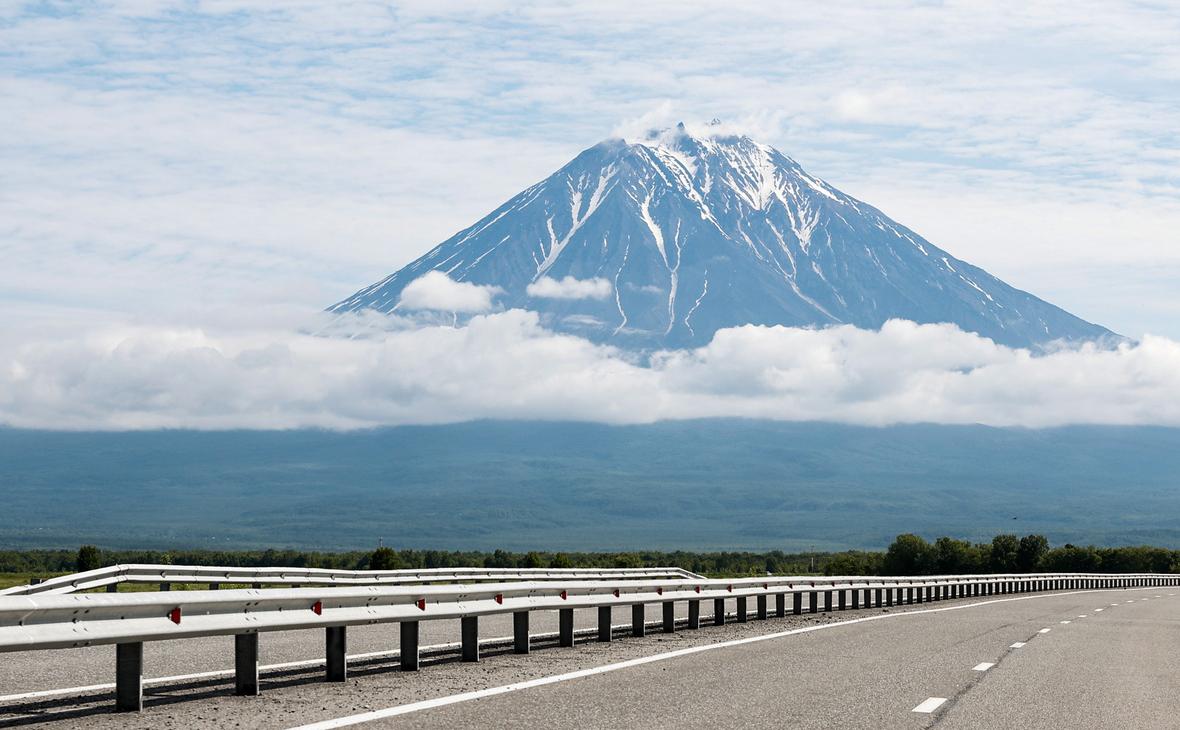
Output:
[{"xmin": 2, "ymin": 534, "xmax": 1178, "ymax": 580}]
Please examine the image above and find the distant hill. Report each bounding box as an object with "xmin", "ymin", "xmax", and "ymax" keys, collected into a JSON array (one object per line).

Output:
[
  {"xmin": 2, "ymin": 421, "xmax": 1177, "ymax": 551},
  {"xmin": 331, "ymin": 124, "xmax": 1114, "ymax": 349}
]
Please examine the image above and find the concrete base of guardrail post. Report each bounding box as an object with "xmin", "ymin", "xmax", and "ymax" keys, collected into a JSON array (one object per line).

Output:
[
  {"xmin": 402, "ymin": 621, "xmax": 421, "ymax": 669},
  {"xmin": 461, "ymin": 617, "xmax": 479, "ymax": 662},
  {"xmin": 560, "ymin": 608, "xmax": 575, "ymax": 646},
  {"xmin": 793, "ymin": 592, "xmax": 803, "ymax": 615},
  {"xmin": 115, "ymin": 642, "xmax": 143, "ymax": 712},
  {"xmin": 714, "ymin": 598, "xmax": 726, "ymax": 625},
  {"xmin": 326, "ymin": 626, "xmax": 348, "ymax": 679},
  {"xmin": 663, "ymin": 601, "xmax": 675, "ymax": 633},
  {"xmin": 775, "ymin": 593, "xmax": 786, "ymax": 618},
  {"xmin": 231, "ymin": 634, "xmax": 259, "ymax": 696},
  {"xmin": 513, "ymin": 612, "xmax": 530, "ymax": 654},
  {"xmin": 688, "ymin": 599, "xmax": 701, "ymax": 629},
  {"xmin": 632, "ymin": 604, "xmax": 645, "ymax": 637},
  {"xmin": 598, "ymin": 606, "xmax": 612, "ymax": 642},
  {"xmin": 757, "ymin": 594, "xmax": 767, "ymax": 620},
  {"xmin": 809, "ymin": 591, "xmax": 819, "ymax": 613}
]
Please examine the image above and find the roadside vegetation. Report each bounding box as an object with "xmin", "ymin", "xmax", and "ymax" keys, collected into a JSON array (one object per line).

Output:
[{"xmin": 1, "ymin": 534, "xmax": 1178, "ymax": 590}]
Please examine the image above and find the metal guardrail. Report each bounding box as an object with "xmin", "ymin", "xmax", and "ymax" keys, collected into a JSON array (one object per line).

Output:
[
  {"xmin": 0, "ymin": 564, "xmax": 705, "ymax": 596},
  {"xmin": 1, "ymin": 571, "xmax": 1174, "ymax": 713}
]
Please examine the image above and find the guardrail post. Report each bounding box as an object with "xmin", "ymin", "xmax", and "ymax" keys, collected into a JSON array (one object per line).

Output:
[
  {"xmin": 106, "ymin": 583, "xmax": 118, "ymax": 593},
  {"xmin": 327, "ymin": 626, "xmax": 348, "ymax": 679},
  {"xmin": 688, "ymin": 599, "xmax": 701, "ymax": 629},
  {"xmin": 838, "ymin": 590, "xmax": 847, "ymax": 611},
  {"xmin": 159, "ymin": 582, "xmax": 171, "ymax": 592},
  {"xmin": 513, "ymin": 611, "xmax": 531, "ymax": 653},
  {"xmin": 823, "ymin": 590, "xmax": 833, "ymax": 613},
  {"xmin": 598, "ymin": 606, "xmax": 612, "ymax": 642},
  {"xmin": 809, "ymin": 591, "xmax": 818, "ymax": 613},
  {"xmin": 756, "ymin": 594, "xmax": 767, "ymax": 620},
  {"xmin": 873, "ymin": 588, "xmax": 882, "ymax": 607},
  {"xmin": 736, "ymin": 596, "xmax": 748, "ymax": 622},
  {"xmin": 401, "ymin": 621, "xmax": 421, "ymax": 669},
  {"xmin": 115, "ymin": 642, "xmax": 143, "ymax": 712},
  {"xmin": 252, "ymin": 583, "xmax": 263, "ymax": 589},
  {"xmin": 852, "ymin": 589, "xmax": 860, "ymax": 609},
  {"xmin": 210, "ymin": 583, "xmax": 221, "ymax": 591},
  {"xmin": 560, "ymin": 608, "xmax": 575, "ymax": 646},
  {"xmin": 775, "ymin": 593, "xmax": 786, "ymax": 617},
  {"xmin": 663, "ymin": 601, "xmax": 675, "ymax": 633},
  {"xmin": 793, "ymin": 592, "xmax": 803, "ymax": 615},
  {"xmin": 714, "ymin": 598, "xmax": 726, "ymax": 625},
  {"xmin": 460, "ymin": 616, "xmax": 479, "ymax": 661},
  {"xmin": 235, "ymin": 633, "xmax": 259, "ymax": 696},
  {"xmin": 906, "ymin": 587, "xmax": 914, "ymax": 604},
  {"xmin": 632, "ymin": 604, "xmax": 646, "ymax": 636}
]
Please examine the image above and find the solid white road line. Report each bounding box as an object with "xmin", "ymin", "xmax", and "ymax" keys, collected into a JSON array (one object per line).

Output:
[
  {"xmin": 971, "ymin": 662, "xmax": 995, "ymax": 671},
  {"xmin": 912, "ymin": 697, "xmax": 948, "ymax": 714},
  {"xmin": 288, "ymin": 588, "xmax": 1137, "ymax": 730},
  {"xmin": 1009, "ymin": 642, "xmax": 1025, "ymax": 648}
]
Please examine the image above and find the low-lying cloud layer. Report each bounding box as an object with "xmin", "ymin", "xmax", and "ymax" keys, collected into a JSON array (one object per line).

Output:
[{"xmin": 2, "ymin": 312, "xmax": 1177, "ymax": 431}]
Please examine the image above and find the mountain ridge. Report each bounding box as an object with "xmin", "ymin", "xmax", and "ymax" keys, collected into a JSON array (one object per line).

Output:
[{"xmin": 331, "ymin": 124, "xmax": 1114, "ymax": 349}]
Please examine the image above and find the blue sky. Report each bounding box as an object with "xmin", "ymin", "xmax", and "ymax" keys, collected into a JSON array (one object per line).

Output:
[
  {"xmin": 2, "ymin": 1, "xmax": 1178, "ymax": 337},
  {"xmin": 1, "ymin": 2, "xmax": 1180, "ymax": 430}
]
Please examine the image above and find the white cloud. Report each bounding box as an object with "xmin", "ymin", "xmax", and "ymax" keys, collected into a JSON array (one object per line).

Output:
[
  {"xmin": 398, "ymin": 272, "xmax": 502, "ymax": 313},
  {"xmin": 2, "ymin": 312, "xmax": 1178, "ymax": 431},
  {"xmin": 526, "ymin": 276, "xmax": 613, "ymax": 300}
]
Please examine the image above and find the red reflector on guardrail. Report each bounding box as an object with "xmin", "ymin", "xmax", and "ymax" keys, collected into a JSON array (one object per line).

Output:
[
  {"xmin": 763, "ymin": 583, "xmax": 768, "ymax": 590},
  {"xmin": 312, "ymin": 601, "xmax": 322, "ymax": 615},
  {"xmin": 656, "ymin": 587, "xmax": 663, "ymax": 595},
  {"xmin": 417, "ymin": 598, "xmax": 426, "ymax": 611},
  {"xmin": 168, "ymin": 607, "xmax": 181, "ymax": 624},
  {"xmin": 613, "ymin": 589, "xmax": 620, "ymax": 598},
  {"xmin": 494, "ymin": 593, "xmax": 503, "ymax": 604},
  {"xmin": 560, "ymin": 590, "xmax": 568, "ymax": 600},
  {"xmin": 727, "ymin": 585, "xmax": 733, "ymax": 592},
  {"xmin": 695, "ymin": 586, "xmax": 701, "ymax": 593}
]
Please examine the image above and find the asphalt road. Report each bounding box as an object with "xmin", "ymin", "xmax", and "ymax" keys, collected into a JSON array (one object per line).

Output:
[{"xmin": 1, "ymin": 588, "xmax": 1174, "ymax": 729}]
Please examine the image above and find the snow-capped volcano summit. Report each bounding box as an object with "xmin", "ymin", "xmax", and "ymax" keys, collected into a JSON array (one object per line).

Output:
[{"xmin": 331, "ymin": 125, "xmax": 1114, "ymax": 349}]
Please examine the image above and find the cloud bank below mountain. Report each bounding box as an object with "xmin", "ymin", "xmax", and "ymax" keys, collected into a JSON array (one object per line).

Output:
[{"xmin": 2, "ymin": 311, "xmax": 1177, "ymax": 431}]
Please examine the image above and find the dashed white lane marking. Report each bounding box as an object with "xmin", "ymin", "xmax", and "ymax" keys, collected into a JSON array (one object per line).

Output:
[
  {"xmin": 1060, "ymin": 620, "xmax": 1071, "ymax": 624},
  {"xmin": 1039, "ymin": 628, "xmax": 1052, "ymax": 634},
  {"xmin": 972, "ymin": 662, "xmax": 995, "ymax": 671},
  {"xmin": 913, "ymin": 697, "xmax": 948, "ymax": 714},
  {"xmin": 1009, "ymin": 642, "xmax": 1026, "ymax": 648},
  {"xmin": 1095, "ymin": 608, "xmax": 1104, "ymax": 612},
  {"xmin": 289, "ymin": 589, "xmax": 1139, "ymax": 730}
]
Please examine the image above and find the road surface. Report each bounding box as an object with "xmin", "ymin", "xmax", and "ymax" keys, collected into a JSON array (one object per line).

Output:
[{"xmin": 1, "ymin": 587, "xmax": 1174, "ymax": 728}]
